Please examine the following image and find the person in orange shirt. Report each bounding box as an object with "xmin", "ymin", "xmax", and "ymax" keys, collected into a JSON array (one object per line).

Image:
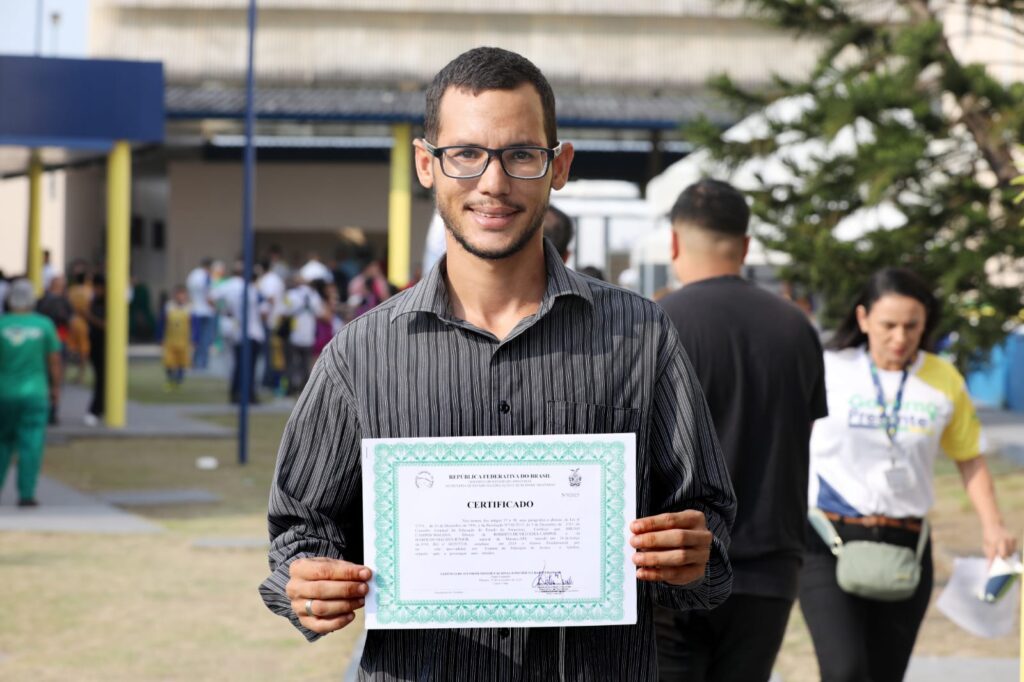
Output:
[{"xmin": 65, "ymin": 273, "xmax": 93, "ymax": 384}]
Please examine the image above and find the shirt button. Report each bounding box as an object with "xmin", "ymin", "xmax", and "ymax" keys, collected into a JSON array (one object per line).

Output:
[{"xmin": 498, "ymin": 400, "xmax": 511, "ymax": 414}]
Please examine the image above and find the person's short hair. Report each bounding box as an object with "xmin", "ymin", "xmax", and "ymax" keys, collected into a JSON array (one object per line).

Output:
[
  {"xmin": 670, "ymin": 179, "xmax": 750, "ymax": 238},
  {"xmin": 543, "ymin": 205, "xmax": 573, "ymax": 257},
  {"xmin": 7, "ymin": 278, "xmax": 37, "ymax": 311},
  {"xmin": 424, "ymin": 47, "xmax": 558, "ymax": 147}
]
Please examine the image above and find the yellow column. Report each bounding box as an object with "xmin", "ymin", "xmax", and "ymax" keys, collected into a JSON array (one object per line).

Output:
[
  {"xmin": 26, "ymin": 152, "xmax": 44, "ymax": 295},
  {"xmin": 105, "ymin": 141, "xmax": 131, "ymax": 428},
  {"xmin": 387, "ymin": 123, "xmax": 412, "ymax": 287}
]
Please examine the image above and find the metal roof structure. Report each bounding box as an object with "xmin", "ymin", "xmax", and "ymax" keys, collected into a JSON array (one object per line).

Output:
[{"xmin": 165, "ymin": 84, "xmax": 735, "ymax": 130}]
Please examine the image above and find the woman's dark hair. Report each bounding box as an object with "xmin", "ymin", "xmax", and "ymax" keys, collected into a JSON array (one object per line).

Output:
[{"xmin": 827, "ymin": 267, "xmax": 940, "ymax": 352}]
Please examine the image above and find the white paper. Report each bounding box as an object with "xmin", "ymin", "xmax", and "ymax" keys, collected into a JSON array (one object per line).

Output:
[
  {"xmin": 936, "ymin": 557, "xmax": 1019, "ymax": 638},
  {"xmin": 361, "ymin": 434, "xmax": 637, "ymax": 629}
]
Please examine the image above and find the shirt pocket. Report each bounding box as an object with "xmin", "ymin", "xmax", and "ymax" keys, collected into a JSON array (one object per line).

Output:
[{"xmin": 545, "ymin": 400, "xmax": 641, "ymax": 435}]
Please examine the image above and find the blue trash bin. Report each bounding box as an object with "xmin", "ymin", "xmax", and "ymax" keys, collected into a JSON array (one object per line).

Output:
[
  {"xmin": 1005, "ymin": 332, "xmax": 1024, "ymax": 413},
  {"xmin": 967, "ymin": 342, "xmax": 1009, "ymax": 408}
]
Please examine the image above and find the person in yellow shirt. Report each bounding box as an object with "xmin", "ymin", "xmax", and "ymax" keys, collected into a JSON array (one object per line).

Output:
[{"xmin": 162, "ymin": 286, "xmax": 192, "ymax": 389}]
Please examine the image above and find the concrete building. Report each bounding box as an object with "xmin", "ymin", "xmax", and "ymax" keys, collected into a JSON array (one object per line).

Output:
[{"xmin": 3, "ymin": 0, "xmax": 1020, "ymax": 295}]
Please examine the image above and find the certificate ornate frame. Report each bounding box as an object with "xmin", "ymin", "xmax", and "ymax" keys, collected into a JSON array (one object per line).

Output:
[{"xmin": 372, "ymin": 439, "xmax": 627, "ymax": 625}]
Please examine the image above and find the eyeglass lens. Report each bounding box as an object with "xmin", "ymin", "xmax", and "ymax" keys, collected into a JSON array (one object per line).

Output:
[{"xmin": 441, "ymin": 147, "xmax": 548, "ymax": 179}]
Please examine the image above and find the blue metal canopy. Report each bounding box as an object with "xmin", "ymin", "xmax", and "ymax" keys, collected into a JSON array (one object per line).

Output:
[{"xmin": 0, "ymin": 55, "xmax": 165, "ymax": 150}]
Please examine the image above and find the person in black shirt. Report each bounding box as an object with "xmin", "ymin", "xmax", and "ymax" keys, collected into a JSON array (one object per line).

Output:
[
  {"xmin": 83, "ymin": 274, "xmax": 107, "ymax": 426},
  {"xmin": 655, "ymin": 179, "xmax": 828, "ymax": 682},
  {"xmin": 36, "ymin": 275, "xmax": 72, "ymax": 425}
]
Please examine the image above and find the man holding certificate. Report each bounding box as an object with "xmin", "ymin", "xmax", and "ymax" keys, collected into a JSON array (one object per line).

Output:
[{"xmin": 260, "ymin": 47, "xmax": 736, "ymax": 680}]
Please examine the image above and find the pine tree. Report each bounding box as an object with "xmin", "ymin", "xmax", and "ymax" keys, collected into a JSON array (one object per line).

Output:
[{"xmin": 688, "ymin": 0, "xmax": 1024, "ymax": 369}]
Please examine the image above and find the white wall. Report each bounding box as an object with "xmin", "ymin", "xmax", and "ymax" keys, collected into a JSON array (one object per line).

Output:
[
  {"xmin": 90, "ymin": 2, "xmax": 822, "ymax": 88},
  {"xmin": 0, "ymin": 172, "xmax": 68, "ymax": 278},
  {"xmin": 62, "ymin": 166, "xmax": 107, "ymax": 270}
]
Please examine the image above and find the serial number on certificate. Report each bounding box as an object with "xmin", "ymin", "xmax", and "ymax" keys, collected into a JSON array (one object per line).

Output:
[{"xmin": 361, "ymin": 434, "xmax": 637, "ymax": 629}]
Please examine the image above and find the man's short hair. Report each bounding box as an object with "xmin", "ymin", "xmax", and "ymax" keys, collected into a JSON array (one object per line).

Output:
[
  {"xmin": 670, "ymin": 179, "xmax": 750, "ymax": 238},
  {"xmin": 7, "ymin": 278, "xmax": 37, "ymax": 311},
  {"xmin": 543, "ymin": 205, "xmax": 573, "ymax": 257},
  {"xmin": 424, "ymin": 47, "xmax": 557, "ymax": 147}
]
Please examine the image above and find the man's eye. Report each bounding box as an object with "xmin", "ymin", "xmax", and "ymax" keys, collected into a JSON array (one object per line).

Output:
[
  {"xmin": 451, "ymin": 149, "xmax": 483, "ymax": 161},
  {"xmin": 508, "ymin": 150, "xmax": 538, "ymax": 162}
]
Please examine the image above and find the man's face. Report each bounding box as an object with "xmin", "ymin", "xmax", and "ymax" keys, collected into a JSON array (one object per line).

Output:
[{"xmin": 414, "ymin": 84, "xmax": 573, "ymax": 261}]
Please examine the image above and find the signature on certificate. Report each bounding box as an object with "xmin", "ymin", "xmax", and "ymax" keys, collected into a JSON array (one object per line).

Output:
[{"xmin": 532, "ymin": 564, "xmax": 574, "ymax": 594}]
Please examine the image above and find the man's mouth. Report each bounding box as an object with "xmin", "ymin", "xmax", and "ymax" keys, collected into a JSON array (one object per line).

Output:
[{"xmin": 467, "ymin": 204, "xmax": 521, "ymax": 228}]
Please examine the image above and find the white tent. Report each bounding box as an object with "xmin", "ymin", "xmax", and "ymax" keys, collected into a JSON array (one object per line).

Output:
[{"xmin": 644, "ymin": 95, "xmax": 911, "ymax": 262}]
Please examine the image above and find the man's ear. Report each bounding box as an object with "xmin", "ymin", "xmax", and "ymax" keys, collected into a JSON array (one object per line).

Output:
[
  {"xmin": 550, "ymin": 142, "xmax": 574, "ymax": 191},
  {"xmin": 413, "ymin": 139, "xmax": 435, "ymax": 189},
  {"xmin": 670, "ymin": 228, "xmax": 680, "ymax": 262},
  {"xmin": 740, "ymin": 235, "xmax": 751, "ymax": 264}
]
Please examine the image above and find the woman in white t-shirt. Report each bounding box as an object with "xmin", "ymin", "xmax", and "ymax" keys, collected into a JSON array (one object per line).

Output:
[{"xmin": 801, "ymin": 267, "xmax": 1016, "ymax": 682}]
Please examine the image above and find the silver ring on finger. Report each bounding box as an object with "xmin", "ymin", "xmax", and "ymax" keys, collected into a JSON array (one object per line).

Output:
[{"xmin": 305, "ymin": 598, "xmax": 314, "ymax": 617}]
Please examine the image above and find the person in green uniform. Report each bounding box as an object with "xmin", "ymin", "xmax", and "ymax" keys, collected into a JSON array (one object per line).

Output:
[{"xmin": 0, "ymin": 279, "xmax": 62, "ymax": 507}]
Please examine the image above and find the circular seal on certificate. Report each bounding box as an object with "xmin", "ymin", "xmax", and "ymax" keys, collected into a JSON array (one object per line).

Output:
[{"xmin": 415, "ymin": 471, "xmax": 434, "ymax": 489}]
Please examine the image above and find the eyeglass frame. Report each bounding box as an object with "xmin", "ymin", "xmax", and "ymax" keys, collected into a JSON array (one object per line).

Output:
[{"xmin": 420, "ymin": 140, "xmax": 564, "ymax": 180}]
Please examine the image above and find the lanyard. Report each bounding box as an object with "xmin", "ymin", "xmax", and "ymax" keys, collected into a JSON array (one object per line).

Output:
[{"xmin": 867, "ymin": 355, "xmax": 909, "ymax": 447}]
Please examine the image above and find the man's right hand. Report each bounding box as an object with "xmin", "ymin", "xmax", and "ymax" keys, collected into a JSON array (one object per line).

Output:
[{"xmin": 286, "ymin": 557, "xmax": 372, "ymax": 634}]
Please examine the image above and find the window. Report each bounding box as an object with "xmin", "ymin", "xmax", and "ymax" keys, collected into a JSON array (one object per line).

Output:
[
  {"xmin": 131, "ymin": 215, "xmax": 144, "ymax": 247},
  {"xmin": 152, "ymin": 220, "xmax": 165, "ymax": 251}
]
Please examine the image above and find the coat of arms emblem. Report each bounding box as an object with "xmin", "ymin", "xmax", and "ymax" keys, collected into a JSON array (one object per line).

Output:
[{"xmin": 569, "ymin": 468, "xmax": 582, "ymax": 487}]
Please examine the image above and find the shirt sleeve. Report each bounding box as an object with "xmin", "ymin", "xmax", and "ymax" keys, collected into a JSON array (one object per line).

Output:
[
  {"xmin": 941, "ymin": 376, "xmax": 983, "ymax": 462},
  {"xmin": 809, "ymin": 332, "xmax": 828, "ymax": 420},
  {"xmin": 258, "ymin": 347, "xmax": 364, "ymax": 641},
  {"xmin": 43, "ymin": 318, "xmax": 61, "ymax": 354},
  {"xmin": 647, "ymin": 317, "xmax": 736, "ymax": 611}
]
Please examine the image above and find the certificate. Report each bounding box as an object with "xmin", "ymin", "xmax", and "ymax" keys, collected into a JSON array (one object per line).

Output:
[{"xmin": 361, "ymin": 434, "xmax": 637, "ymax": 629}]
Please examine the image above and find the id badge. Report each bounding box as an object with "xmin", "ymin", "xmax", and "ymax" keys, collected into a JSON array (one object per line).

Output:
[{"xmin": 884, "ymin": 463, "xmax": 913, "ymax": 492}]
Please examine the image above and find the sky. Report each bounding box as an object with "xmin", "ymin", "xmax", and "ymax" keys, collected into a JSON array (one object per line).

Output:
[{"xmin": 0, "ymin": 0, "xmax": 90, "ymax": 57}]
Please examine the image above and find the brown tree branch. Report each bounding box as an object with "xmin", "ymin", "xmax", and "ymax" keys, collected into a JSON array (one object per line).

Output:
[{"xmin": 902, "ymin": 0, "xmax": 1019, "ymax": 187}]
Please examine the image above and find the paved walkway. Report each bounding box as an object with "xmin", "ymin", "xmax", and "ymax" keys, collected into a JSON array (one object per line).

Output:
[
  {"xmin": 48, "ymin": 383, "xmax": 295, "ymax": 441},
  {"xmin": 980, "ymin": 407, "xmax": 1024, "ymax": 464},
  {"xmin": 0, "ymin": 474, "xmax": 162, "ymax": 533},
  {"xmin": 905, "ymin": 656, "xmax": 1017, "ymax": 680}
]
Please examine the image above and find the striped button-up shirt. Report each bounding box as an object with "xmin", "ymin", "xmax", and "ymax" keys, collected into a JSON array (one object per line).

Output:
[{"xmin": 260, "ymin": 240, "xmax": 736, "ymax": 681}]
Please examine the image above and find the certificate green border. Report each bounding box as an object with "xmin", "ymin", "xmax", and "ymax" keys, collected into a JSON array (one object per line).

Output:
[{"xmin": 373, "ymin": 440, "xmax": 626, "ymax": 625}]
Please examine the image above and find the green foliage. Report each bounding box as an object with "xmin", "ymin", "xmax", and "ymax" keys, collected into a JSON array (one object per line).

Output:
[{"xmin": 689, "ymin": 1, "xmax": 1024, "ymax": 370}]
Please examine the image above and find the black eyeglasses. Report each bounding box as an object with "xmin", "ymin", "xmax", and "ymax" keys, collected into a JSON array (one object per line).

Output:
[{"xmin": 421, "ymin": 140, "xmax": 563, "ymax": 180}]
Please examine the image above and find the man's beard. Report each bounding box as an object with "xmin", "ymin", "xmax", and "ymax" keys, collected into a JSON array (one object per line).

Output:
[{"xmin": 438, "ymin": 199, "xmax": 547, "ymax": 261}]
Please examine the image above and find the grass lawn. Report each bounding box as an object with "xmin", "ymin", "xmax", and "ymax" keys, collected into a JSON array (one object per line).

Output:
[
  {"xmin": 0, "ymin": 412, "xmax": 362, "ymax": 681},
  {"xmin": 127, "ymin": 359, "xmax": 236, "ymax": 405},
  {"xmin": 2, "ymin": 360, "xmax": 1021, "ymax": 680}
]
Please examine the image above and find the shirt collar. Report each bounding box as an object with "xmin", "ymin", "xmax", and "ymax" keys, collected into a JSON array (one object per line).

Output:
[{"xmin": 390, "ymin": 237, "xmax": 594, "ymax": 324}]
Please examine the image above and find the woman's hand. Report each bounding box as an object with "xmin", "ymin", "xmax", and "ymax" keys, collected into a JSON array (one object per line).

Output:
[
  {"xmin": 957, "ymin": 456, "xmax": 1016, "ymax": 563},
  {"xmin": 983, "ymin": 524, "xmax": 1017, "ymax": 563}
]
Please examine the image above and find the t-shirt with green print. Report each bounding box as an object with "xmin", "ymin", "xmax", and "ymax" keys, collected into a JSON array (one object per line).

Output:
[{"xmin": 0, "ymin": 312, "xmax": 61, "ymax": 400}]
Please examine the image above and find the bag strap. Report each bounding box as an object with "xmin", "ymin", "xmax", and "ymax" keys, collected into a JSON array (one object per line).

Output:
[
  {"xmin": 808, "ymin": 508, "xmax": 844, "ymax": 556},
  {"xmin": 915, "ymin": 518, "xmax": 930, "ymax": 561}
]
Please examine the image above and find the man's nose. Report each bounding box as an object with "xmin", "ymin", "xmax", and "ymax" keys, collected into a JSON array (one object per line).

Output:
[{"xmin": 476, "ymin": 153, "xmax": 511, "ymax": 195}]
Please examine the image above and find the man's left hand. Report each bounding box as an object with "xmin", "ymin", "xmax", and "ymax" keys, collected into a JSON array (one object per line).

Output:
[{"xmin": 630, "ymin": 510, "xmax": 712, "ymax": 586}]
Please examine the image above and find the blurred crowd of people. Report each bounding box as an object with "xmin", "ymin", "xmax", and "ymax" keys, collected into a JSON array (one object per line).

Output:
[{"xmin": 179, "ymin": 245, "xmax": 396, "ymax": 403}]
